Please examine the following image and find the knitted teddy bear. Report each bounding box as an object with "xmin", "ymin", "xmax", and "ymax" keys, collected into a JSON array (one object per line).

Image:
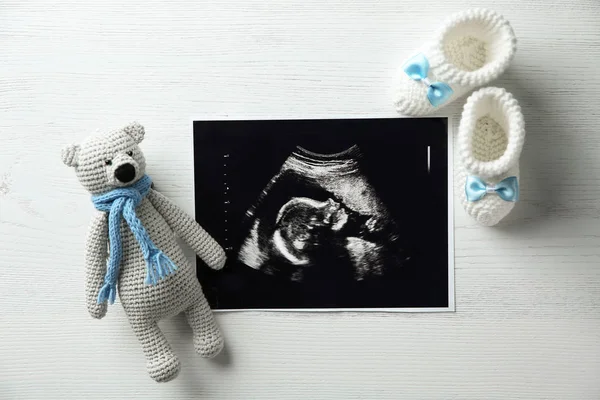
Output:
[{"xmin": 61, "ymin": 122, "xmax": 226, "ymax": 383}]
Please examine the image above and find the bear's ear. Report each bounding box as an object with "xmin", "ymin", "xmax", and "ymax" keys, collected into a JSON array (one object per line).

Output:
[
  {"xmin": 123, "ymin": 122, "xmax": 145, "ymax": 144},
  {"xmin": 61, "ymin": 144, "xmax": 80, "ymax": 167}
]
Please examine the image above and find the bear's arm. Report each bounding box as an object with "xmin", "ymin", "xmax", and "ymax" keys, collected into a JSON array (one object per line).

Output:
[
  {"xmin": 147, "ymin": 188, "xmax": 226, "ymax": 270},
  {"xmin": 85, "ymin": 210, "xmax": 108, "ymax": 319}
]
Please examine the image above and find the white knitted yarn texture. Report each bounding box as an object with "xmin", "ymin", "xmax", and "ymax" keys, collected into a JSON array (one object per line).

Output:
[
  {"xmin": 457, "ymin": 87, "xmax": 526, "ymax": 226},
  {"xmin": 394, "ymin": 8, "xmax": 517, "ymax": 116},
  {"xmin": 64, "ymin": 123, "xmax": 227, "ymax": 383}
]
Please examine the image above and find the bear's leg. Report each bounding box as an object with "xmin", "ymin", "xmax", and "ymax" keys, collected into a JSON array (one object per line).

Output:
[
  {"xmin": 185, "ymin": 298, "xmax": 224, "ymax": 358},
  {"xmin": 131, "ymin": 320, "xmax": 181, "ymax": 382}
]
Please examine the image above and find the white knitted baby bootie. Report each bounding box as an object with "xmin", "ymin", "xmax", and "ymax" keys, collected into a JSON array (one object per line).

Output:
[
  {"xmin": 457, "ymin": 87, "xmax": 525, "ymax": 226},
  {"xmin": 394, "ymin": 9, "xmax": 517, "ymax": 116}
]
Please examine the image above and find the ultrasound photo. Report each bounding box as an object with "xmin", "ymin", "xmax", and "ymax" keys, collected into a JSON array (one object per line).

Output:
[{"xmin": 193, "ymin": 118, "xmax": 454, "ymax": 311}]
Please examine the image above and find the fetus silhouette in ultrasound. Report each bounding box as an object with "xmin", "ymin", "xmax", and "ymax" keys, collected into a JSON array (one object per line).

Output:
[
  {"xmin": 237, "ymin": 145, "xmax": 407, "ymax": 283},
  {"xmin": 273, "ymin": 197, "xmax": 347, "ymax": 267}
]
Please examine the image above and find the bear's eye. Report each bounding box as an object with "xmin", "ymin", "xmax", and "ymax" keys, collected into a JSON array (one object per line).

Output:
[
  {"xmin": 126, "ymin": 150, "xmax": 133, "ymax": 157},
  {"xmin": 105, "ymin": 160, "xmax": 112, "ymax": 166}
]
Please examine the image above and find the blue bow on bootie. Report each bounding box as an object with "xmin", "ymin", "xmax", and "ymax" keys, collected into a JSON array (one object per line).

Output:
[
  {"xmin": 403, "ymin": 53, "xmax": 454, "ymax": 107},
  {"xmin": 465, "ymin": 176, "xmax": 519, "ymax": 202}
]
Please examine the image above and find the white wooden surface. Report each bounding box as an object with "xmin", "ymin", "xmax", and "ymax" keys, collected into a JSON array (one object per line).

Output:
[{"xmin": 1, "ymin": 0, "xmax": 599, "ymax": 398}]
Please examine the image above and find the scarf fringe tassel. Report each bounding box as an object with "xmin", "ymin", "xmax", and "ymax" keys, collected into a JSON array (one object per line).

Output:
[
  {"xmin": 97, "ymin": 282, "xmax": 117, "ymax": 305},
  {"xmin": 144, "ymin": 249, "xmax": 178, "ymax": 286}
]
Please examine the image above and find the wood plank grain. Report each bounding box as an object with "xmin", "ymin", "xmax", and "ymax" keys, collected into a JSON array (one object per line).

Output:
[{"xmin": 1, "ymin": 0, "xmax": 599, "ymax": 398}]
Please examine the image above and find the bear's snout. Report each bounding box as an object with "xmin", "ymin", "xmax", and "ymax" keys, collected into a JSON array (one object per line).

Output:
[{"xmin": 114, "ymin": 163, "xmax": 136, "ymax": 183}]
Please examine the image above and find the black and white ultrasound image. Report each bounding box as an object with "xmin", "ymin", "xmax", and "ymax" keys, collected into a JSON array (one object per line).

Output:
[{"xmin": 194, "ymin": 118, "xmax": 451, "ymax": 310}]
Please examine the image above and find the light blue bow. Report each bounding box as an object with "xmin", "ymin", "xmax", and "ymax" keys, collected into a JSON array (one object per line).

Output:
[
  {"xmin": 466, "ymin": 176, "xmax": 519, "ymax": 202},
  {"xmin": 403, "ymin": 53, "xmax": 454, "ymax": 107}
]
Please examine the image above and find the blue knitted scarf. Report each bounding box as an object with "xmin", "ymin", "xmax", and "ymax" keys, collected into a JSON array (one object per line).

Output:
[{"xmin": 92, "ymin": 174, "xmax": 177, "ymax": 305}]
